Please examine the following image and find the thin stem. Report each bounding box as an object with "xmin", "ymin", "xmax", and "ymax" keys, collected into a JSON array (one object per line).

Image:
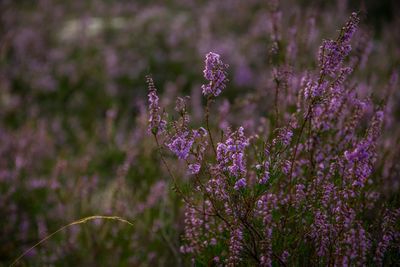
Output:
[
  {"xmin": 274, "ymin": 78, "xmax": 280, "ymax": 127},
  {"xmin": 205, "ymin": 97, "xmax": 217, "ymax": 156},
  {"xmin": 153, "ymin": 134, "xmax": 200, "ymax": 212},
  {"xmin": 288, "ymin": 104, "xmax": 313, "ymax": 184},
  {"xmin": 11, "ymin": 216, "xmax": 134, "ymax": 267}
]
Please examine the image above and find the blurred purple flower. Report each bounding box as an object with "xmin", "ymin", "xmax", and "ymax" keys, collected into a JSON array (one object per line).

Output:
[{"xmin": 201, "ymin": 52, "xmax": 228, "ymax": 97}]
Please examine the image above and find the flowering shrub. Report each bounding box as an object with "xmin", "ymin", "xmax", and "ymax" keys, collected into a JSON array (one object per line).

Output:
[
  {"xmin": 1, "ymin": 0, "xmax": 399, "ymax": 266},
  {"xmin": 147, "ymin": 12, "xmax": 400, "ymax": 266}
]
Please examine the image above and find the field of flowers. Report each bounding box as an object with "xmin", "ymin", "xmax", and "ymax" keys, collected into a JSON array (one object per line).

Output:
[{"xmin": 1, "ymin": 0, "xmax": 399, "ymax": 266}]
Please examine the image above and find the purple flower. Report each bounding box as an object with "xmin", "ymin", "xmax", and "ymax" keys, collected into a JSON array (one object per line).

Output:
[
  {"xmin": 188, "ymin": 163, "xmax": 201, "ymax": 175},
  {"xmin": 201, "ymin": 52, "xmax": 228, "ymax": 97},
  {"xmin": 282, "ymin": 160, "xmax": 291, "ymax": 175},
  {"xmin": 311, "ymin": 211, "xmax": 330, "ymax": 257},
  {"xmin": 227, "ymin": 225, "xmax": 243, "ymax": 265},
  {"xmin": 259, "ymin": 148, "xmax": 271, "ymax": 184},
  {"xmin": 217, "ymin": 127, "xmax": 249, "ymax": 178},
  {"xmin": 273, "ymin": 127, "xmax": 293, "ymax": 146},
  {"xmin": 259, "ymin": 170, "xmax": 270, "ymax": 184},
  {"xmin": 344, "ymin": 143, "xmax": 369, "ymax": 163},
  {"xmin": 340, "ymin": 12, "xmax": 360, "ymax": 44},
  {"xmin": 281, "ymin": 251, "xmax": 290, "ymax": 263},
  {"xmin": 234, "ymin": 178, "xmax": 247, "ymax": 190},
  {"xmin": 147, "ymin": 75, "xmax": 166, "ymax": 135},
  {"xmin": 318, "ymin": 13, "xmax": 359, "ymax": 77},
  {"xmin": 167, "ymin": 131, "xmax": 194, "ymax": 160}
]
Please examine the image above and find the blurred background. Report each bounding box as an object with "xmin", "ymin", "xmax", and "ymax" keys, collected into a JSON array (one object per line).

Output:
[{"xmin": 0, "ymin": 0, "xmax": 399, "ymax": 266}]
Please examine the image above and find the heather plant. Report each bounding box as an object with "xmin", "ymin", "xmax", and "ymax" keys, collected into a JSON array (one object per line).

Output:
[
  {"xmin": 0, "ymin": 0, "xmax": 399, "ymax": 266},
  {"xmin": 147, "ymin": 12, "xmax": 400, "ymax": 266}
]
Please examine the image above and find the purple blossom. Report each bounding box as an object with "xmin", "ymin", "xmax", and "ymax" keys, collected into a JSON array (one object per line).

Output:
[
  {"xmin": 147, "ymin": 75, "xmax": 166, "ymax": 135},
  {"xmin": 340, "ymin": 12, "xmax": 360, "ymax": 44},
  {"xmin": 167, "ymin": 131, "xmax": 194, "ymax": 160},
  {"xmin": 259, "ymin": 148, "xmax": 271, "ymax": 184},
  {"xmin": 374, "ymin": 209, "xmax": 400, "ymax": 265},
  {"xmin": 282, "ymin": 160, "xmax": 291, "ymax": 175},
  {"xmin": 281, "ymin": 251, "xmax": 290, "ymax": 263},
  {"xmin": 187, "ymin": 127, "xmax": 208, "ymax": 174},
  {"xmin": 227, "ymin": 225, "xmax": 243, "ymax": 266},
  {"xmin": 188, "ymin": 163, "xmax": 201, "ymax": 174},
  {"xmin": 344, "ymin": 142, "xmax": 369, "ymax": 163},
  {"xmin": 273, "ymin": 127, "xmax": 293, "ymax": 146},
  {"xmin": 217, "ymin": 126, "xmax": 249, "ymax": 178},
  {"xmin": 259, "ymin": 169, "xmax": 270, "ymax": 184},
  {"xmin": 180, "ymin": 205, "xmax": 203, "ymax": 255},
  {"xmin": 310, "ymin": 211, "xmax": 330, "ymax": 257},
  {"xmin": 318, "ymin": 13, "xmax": 359, "ymax": 77},
  {"xmin": 201, "ymin": 52, "xmax": 229, "ymax": 97},
  {"xmin": 257, "ymin": 193, "xmax": 277, "ymax": 267},
  {"xmin": 318, "ymin": 40, "xmax": 350, "ymax": 76},
  {"xmin": 234, "ymin": 178, "xmax": 247, "ymax": 190}
]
